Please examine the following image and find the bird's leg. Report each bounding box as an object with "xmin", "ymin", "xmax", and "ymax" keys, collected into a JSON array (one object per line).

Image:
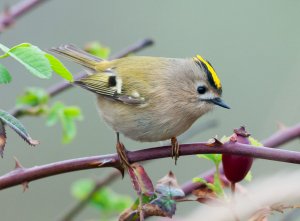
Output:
[
  {"xmin": 116, "ymin": 132, "xmax": 131, "ymax": 169},
  {"xmin": 171, "ymin": 137, "xmax": 180, "ymax": 165}
]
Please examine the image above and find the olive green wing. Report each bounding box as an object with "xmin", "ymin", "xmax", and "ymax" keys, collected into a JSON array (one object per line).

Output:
[
  {"xmin": 49, "ymin": 44, "xmax": 102, "ymax": 70},
  {"xmin": 74, "ymin": 71, "xmax": 145, "ymax": 105}
]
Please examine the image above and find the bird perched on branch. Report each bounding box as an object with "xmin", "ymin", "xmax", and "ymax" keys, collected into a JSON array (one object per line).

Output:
[{"xmin": 50, "ymin": 44, "xmax": 229, "ymax": 169}]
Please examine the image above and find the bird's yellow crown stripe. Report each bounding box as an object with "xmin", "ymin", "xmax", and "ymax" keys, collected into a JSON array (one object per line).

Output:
[{"xmin": 194, "ymin": 55, "xmax": 222, "ymax": 89}]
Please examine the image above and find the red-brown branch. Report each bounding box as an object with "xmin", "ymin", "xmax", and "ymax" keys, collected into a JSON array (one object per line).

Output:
[
  {"xmin": 1, "ymin": 138, "xmax": 300, "ymax": 190},
  {"xmin": 0, "ymin": 0, "xmax": 48, "ymax": 32},
  {"xmin": 181, "ymin": 123, "xmax": 300, "ymax": 195}
]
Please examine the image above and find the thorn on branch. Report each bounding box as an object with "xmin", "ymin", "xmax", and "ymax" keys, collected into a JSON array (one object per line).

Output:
[
  {"xmin": 277, "ymin": 122, "xmax": 287, "ymax": 131},
  {"xmin": 206, "ymin": 137, "xmax": 223, "ymax": 146},
  {"xmin": 14, "ymin": 156, "xmax": 24, "ymax": 170},
  {"xmin": 22, "ymin": 181, "xmax": 29, "ymax": 192},
  {"xmin": 13, "ymin": 157, "xmax": 28, "ymax": 191}
]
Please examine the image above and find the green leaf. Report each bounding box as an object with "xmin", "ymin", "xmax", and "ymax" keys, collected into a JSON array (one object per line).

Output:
[
  {"xmin": 46, "ymin": 102, "xmax": 82, "ymax": 143},
  {"xmin": 0, "ymin": 109, "xmax": 39, "ymax": 146},
  {"xmin": 197, "ymin": 153, "xmax": 222, "ymax": 166},
  {"xmin": 17, "ymin": 87, "xmax": 49, "ymax": 107},
  {"xmin": 249, "ymin": 136, "xmax": 263, "ymax": 147},
  {"xmin": 93, "ymin": 188, "xmax": 132, "ymax": 212},
  {"xmin": 63, "ymin": 106, "xmax": 82, "ymax": 118},
  {"xmin": 212, "ymin": 170, "xmax": 224, "ymax": 196},
  {"xmin": 46, "ymin": 102, "xmax": 64, "ymax": 126},
  {"xmin": 0, "ymin": 43, "xmax": 18, "ymax": 58},
  {"xmin": 0, "ymin": 63, "xmax": 12, "ymax": 84},
  {"xmin": 206, "ymin": 183, "xmax": 218, "ymax": 192},
  {"xmin": 61, "ymin": 115, "xmax": 76, "ymax": 144},
  {"xmin": 44, "ymin": 53, "xmax": 73, "ymax": 82},
  {"xmin": 244, "ymin": 171, "xmax": 252, "ymax": 182},
  {"xmin": 71, "ymin": 178, "xmax": 94, "ymax": 200},
  {"xmin": 192, "ymin": 176, "xmax": 221, "ymax": 195},
  {"xmin": 192, "ymin": 177, "xmax": 208, "ymax": 184},
  {"xmin": 0, "ymin": 43, "xmax": 52, "ymax": 79},
  {"xmin": 71, "ymin": 179, "xmax": 132, "ymax": 213},
  {"xmin": 84, "ymin": 42, "xmax": 110, "ymax": 59}
]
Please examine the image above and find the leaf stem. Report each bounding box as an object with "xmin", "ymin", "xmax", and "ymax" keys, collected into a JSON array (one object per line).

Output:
[{"xmin": 230, "ymin": 182, "xmax": 236, "ymax": 194}]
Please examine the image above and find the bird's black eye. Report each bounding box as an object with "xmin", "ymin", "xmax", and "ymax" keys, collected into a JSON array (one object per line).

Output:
[{"xmin": 197, "ymin": 86, "xmax": 207, "ymax": 94}]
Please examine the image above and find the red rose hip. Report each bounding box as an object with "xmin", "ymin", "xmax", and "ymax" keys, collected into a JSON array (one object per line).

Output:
[{"xmin": 222, "ymin": 126, "xmax": 253, "ymax": 183}]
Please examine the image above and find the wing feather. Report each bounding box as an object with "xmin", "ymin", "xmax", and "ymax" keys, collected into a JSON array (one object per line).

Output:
[
  {"xmin": 74, "ymin": 71, "xmax": 145, "ymax": 105},
  {"xmin": 49, "ymin": 44, "xmax": 102, "ymax": 70}
]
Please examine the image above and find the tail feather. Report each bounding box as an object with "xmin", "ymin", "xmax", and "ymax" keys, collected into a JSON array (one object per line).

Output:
[{"xmin": 49, "ymin": 44, "xmax": 103, "ymax": 69}]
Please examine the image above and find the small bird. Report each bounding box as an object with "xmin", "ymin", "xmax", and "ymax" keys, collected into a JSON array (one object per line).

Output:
[{"xmin": 50, "ymin": 44, "xmax": 229, "ymax": 168}]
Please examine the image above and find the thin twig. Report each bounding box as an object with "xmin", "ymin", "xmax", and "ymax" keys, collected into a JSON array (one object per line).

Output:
[
  {"xmin": 61, "ymin": 170, "xmax": 120, "ymax": 221},
  {"xmin": 139, "ymin": 194, "xmax": 145, "ymax": 221},
  {"xmin": 9, "ymin": 38, "xmax": 154, "ymax": 118},
  {"xmin": 0, "ymin": 0, "xmax": 48, "ymax": 32},
  {"xmin": 1, "ymin": 139, "xmax": 300, "ymax": 190},
  {"xmin": 262, "ymin": 123, "xmax": 300, "ymax": 147}
]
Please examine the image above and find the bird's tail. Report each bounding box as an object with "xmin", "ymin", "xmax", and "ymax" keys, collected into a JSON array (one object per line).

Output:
[{"xmin": 49, "ymin": 44, "xmax": 103, "ymax": 70}]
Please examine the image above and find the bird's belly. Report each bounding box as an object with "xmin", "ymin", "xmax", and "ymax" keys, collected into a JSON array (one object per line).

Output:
[{"xmin": 97, "ymin": 97, "xmax": 197, "ymax": 142}]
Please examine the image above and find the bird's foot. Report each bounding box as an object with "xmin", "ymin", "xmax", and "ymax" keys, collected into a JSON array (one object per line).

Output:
[
  {"xmin": 116, "ymin": 141, "xmax": 131, "ymax": 175},
  {"xmin": 171, "ymin": 137, "xmax": 180, "ymax": 165}
]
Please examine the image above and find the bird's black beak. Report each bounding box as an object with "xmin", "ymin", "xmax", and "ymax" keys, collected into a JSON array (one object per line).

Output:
[{"xmin": 210, "ymin": 97, "xmax": 230, "ymax": 109}]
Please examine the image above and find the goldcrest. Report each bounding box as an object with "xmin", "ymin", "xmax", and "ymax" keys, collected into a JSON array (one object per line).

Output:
[{"xmin": 51, "ymin": 44, "xmax": 229, "ymax": 166}]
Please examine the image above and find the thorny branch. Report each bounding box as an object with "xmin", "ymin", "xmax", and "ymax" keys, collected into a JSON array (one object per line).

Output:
[
  {"xmin": 0, "ymin": 0, "xmax": 48, "ymax": 32},
  {"xmin": 0, "ymin": 130, "xmax": 300, "ymax": 190},
  {"xmin": 181, "ymin": 123, "xmax": 300, "ymax": 195}
]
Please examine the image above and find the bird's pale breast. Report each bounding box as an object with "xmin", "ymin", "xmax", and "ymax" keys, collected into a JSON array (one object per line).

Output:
[{"xmin": 97, "ymin": 95, "xmax": 200, "ymax": 142}]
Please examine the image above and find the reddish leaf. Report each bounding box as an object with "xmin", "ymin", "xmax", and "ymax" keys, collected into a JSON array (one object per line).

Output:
[
  {"xmin": 127, "ymin": 163, "xmax": 154, "ymax": 196},
  {"xmin": 192, "ymin": 187, "xmax": 218, "ymax": 204},
  {"xmin": 192, "ymin": 187, "xmax": 217, "ymax": 199},
  {"xmin": 119, "ymin": 198, "xmax": 172, "ymax": 221},
  {"xmin": 143, "ymin": 203, "xmax": 170, "ymax": 217}
]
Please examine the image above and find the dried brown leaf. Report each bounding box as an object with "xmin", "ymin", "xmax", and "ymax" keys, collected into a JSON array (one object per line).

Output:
[
  {"xmin": 156, "ymin": 171, "xmax": 185, "ymax": 198},
  {"xmin": 143, "ymin": 203, "xmax": 169, "ymax": 217},
  {"xmin": 0, "ymin": 120, "xmax": 6, "ymax": 158}
]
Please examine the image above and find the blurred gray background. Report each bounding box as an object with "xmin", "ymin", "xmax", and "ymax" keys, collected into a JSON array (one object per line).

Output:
[{"xmin": 0, "ymin": 0, "xmax": 300, "ymax": 220}]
